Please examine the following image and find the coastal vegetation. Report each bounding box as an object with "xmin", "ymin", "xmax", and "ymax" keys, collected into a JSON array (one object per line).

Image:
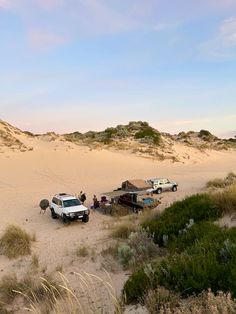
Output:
[{"xmin": 122, "ymin": 177, "xmax": 236, "ymax": 309}]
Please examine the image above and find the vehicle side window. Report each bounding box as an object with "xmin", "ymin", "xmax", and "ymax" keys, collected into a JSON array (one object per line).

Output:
[
  {"xmin": 52, "ymin": 197, "xmax": 58, "ymax": 204},
  {"xmin": 58, "ymin": 200, "xmax": 62, "ymax": 207}
]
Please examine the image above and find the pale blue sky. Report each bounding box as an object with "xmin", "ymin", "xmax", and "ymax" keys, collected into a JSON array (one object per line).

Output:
[{"xmin": 0, "ymin": 0, "xmax": 236, "ymax": 136}]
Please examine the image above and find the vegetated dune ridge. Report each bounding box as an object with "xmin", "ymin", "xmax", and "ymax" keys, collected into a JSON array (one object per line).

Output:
[{"xmin": 0, "ymin": 120, "xmax": 236, "ymax": 313}]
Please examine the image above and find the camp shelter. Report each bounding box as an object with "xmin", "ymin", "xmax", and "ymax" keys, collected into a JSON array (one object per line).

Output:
[{"xmin": 121, "ymin": 179, "xmax": 151, "ymax": 191}]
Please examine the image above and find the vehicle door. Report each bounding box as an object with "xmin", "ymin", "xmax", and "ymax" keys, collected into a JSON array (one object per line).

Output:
[
  {"xmin": 163, "ymin": 179, "xmax": 173, "ymax": 191},
  {"xmin": 57, "ymin": 199, "xmax": 63, "ymax": 216}
]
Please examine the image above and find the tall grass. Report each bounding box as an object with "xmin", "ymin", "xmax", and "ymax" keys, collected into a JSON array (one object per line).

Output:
[
  {"xmin": 21, "ymin": 272, "xmax": 122, "ymax": 314},
  {"xmin": 210, "ymin": 184, "xmax": 236, "ymax": 214},
  {"xmin": 206, "ymin": 172, "xmax": 236, "ymax": 189},
  {"xmin": 0, "ymin": 225, "xmax": 33, "ymax": 259},
  {"xmin": 0, "ymin": 271, "xmax": 122, "ymax": 313}
]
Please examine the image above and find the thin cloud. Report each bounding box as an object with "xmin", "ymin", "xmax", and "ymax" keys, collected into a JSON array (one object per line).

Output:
[
  {"xmin": 199, "ymin": 17, "xmax": 236, "ymax": 59},
  {"xmin": 28, "ymin": 28, "xmax": 68, "ymax": 50}
]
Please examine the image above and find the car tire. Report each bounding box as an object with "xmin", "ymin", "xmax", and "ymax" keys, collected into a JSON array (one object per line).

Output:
[
  {"xmin": 172, "ymin": 186, "xmax": 177, "ymax": 192},
  {"xmin": 62, "ymin": 214, "xmax": 70, "ymax": 224},
  {"xmin": 51, "ymin": 208, "xmax": 57, "ymax": 219},
  {"xmin": 156, "ymin": 188, "xmax": 162, "ymax": 194},
  {"xmin": 82, "ymin": 214, "xmax": 89, "ymax": 223}
]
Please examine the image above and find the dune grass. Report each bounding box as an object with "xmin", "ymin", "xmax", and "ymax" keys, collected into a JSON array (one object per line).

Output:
[
  {"xmin": 75, "ymin": 245, "xmax": 90, "ymax": 257},
  {"xmin": 111, "ymin": 223, "xmax": 137, "ymax": 239},
  {"xmin": 210, "ymin": 184, "xmax": 236, "ymax": 214},
  {"xmin": 206, "ymin": 172, "xmax": 236, "ymax": 189},
  {"xmin": 145, "ymin": 289, "xmax": 236, "ymax": 314},
  {"xmin": 0, "ymin": 272, "xmax": 122, "ymax": 314},
  {"xmin": 0, "ymin": 225, "xmax": 33, "ymax": 259}
]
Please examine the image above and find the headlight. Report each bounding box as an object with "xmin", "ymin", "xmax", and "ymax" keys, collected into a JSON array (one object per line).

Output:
[{"xmin": 84, "ymin": 210, "xmax": 88, "ymax": 215}]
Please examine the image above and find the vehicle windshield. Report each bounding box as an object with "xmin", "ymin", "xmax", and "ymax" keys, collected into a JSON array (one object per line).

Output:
[{"xmin": 63, "ymin": 199, "xmax": 81, "ymax": 207}]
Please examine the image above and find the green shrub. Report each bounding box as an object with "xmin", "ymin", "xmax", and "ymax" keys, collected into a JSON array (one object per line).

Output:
[
  {"xmin": 198, "ymin": 129, "xmax": 213, "ymax": 139},
  {"xmin": 123, "ymin": 224, "xmax": 236, "ymax": 303},
  {"xmin": 123, "ymin": 268, "xmax": 150, "ymax": 303},
  {"xmin": 142, "ymin": 194, "xmax": 221, "ymax": 246},
  {"xmin": 168, "ymin": 222, "xmax": 222, "ymax": 253},
  {"xmin": 0, "ymin": 225, "xmax": 33, "ymax": 259},
  {"xmin": 134, "ymin": 127, "xmax": 161, "ymax": 145}
]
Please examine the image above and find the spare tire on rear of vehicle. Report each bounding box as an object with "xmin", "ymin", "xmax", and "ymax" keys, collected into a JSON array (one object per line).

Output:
[{"xmin": 39, "ymin": 199, "xmax": 49, "ymax": 211}]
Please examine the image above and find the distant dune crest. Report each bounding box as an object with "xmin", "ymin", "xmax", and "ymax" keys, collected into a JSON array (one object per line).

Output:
[{"xmin": 0, "ymin": 120, "xmax": 235, "ymax": 162}]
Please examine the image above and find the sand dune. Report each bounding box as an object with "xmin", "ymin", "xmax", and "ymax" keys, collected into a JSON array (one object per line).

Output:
[{"xmin": 0, "ymin": 122, "xmax": 236, "ymax": 312}]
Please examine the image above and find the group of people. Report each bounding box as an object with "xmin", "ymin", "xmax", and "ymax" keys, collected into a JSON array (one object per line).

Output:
[{"xmin": 79, "ymin": 191, "xmax": 114, "ymax": 210}]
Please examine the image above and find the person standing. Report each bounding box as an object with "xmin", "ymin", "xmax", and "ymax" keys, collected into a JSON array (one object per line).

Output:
[
  {"xmin": 93, "ymin": 195, "xmax": 99, "ymax": 209},
  {"xmin": 80, "ymin": 192, "xmax": 86, "ymax": 204}
]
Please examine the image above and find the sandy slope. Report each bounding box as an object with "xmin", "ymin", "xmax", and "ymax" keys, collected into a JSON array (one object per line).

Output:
[{"xmin": 0, "ymin": 139, "xmax": 236, "ymax": 312}]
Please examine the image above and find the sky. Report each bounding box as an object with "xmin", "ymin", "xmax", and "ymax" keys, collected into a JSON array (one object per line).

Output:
[{"xmin": 0, "ymin": 0, "xmax": 236, "ymax": 137}]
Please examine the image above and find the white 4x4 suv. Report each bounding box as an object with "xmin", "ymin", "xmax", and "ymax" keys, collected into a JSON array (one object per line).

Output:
[
  {"xmin": 50, "ymin": 193, "xmax": 89, "ymax": 223},
  {"xmin": 147, "ymin": 178, "xmax": 178, "ymax": 194}
]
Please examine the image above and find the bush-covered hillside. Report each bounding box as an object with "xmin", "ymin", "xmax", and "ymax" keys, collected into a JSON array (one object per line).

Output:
[{"xmin": 123, "ymin": 181, "xmax": 236, "ymax": 305}]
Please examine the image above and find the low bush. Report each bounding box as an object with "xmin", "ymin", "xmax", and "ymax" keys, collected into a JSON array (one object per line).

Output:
[
  {"xmin": 145, "ymin": 286, "xmax": 180, "ymax": 314},
  {"xmin": 123, "ymin": 268, "xmax": 150, "ymax": 303},
  {"xmin": 142, "ymin": 194, "xmax": 221, "ymax": 246},
  {"xmin": 123, "ymin": 224, "xmax": 236, "ymax": 303},
  {"xmin": 198, "ymin": 129, "xmax": 214, "ymax": 141},
  {"xmin": 118, "ymin": 229, "xmax": 159, "ymax": 270},
  {"xmin": 134, "ymin": 127, "xmax": 161, "ymax": 145},
  {"xmin": 0, "ymin": 225, "xmax": 33, "ymax": 259},
  {"xmin": 145, "ymin": 289, "xmax": 236, "ymax": 314}
]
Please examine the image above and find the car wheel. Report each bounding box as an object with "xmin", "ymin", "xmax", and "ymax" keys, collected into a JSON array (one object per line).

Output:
[
  {"xmin": 172, "ymin": 186, "xmax": 177, "ymax": 192},
  {"xmin": 62, "ymin": 214, "xmax": 70, "ymax": 224},
  {"xmin": 156, "ymin": 188, "xmax": 162, "ymax": 194},
  {"xmin": 82, "ymin": 214, "xmax": 89, "ymax": 223},
  {"xmin": 50, "ymin": 208, "xmax": 57, "ymax": 219}
]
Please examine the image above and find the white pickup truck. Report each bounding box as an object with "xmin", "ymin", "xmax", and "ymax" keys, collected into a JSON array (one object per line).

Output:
[{"xmin": 50, "ymin": 193, "xmax": 90, "ymax": 223}]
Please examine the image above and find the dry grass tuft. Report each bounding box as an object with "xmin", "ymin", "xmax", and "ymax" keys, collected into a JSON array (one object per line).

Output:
[
  {"xmin": 0, "ymin": 271, "xmax": 63, "ymax": 311},
  {"xmin": 0, "ymin": 225, "xmax": 33, "ymax": 259},
  {"xmin": 30, "ymin": 254, "xmax": 39, "ymax": 270},
  {"xmin": 75, "ymin": 245, "xmax": 90, "ymax": 257},
  {"xmin": 206, "ymin": 172, "xmax": 236, "ymax": 189},
  {"xmin": 17, "ymin": 272, "xmax": 122, "ymax": 314},
  {"xmin": 210, "ymin": 184, "xmax": 236, "ymax": 214},
  {"xmin": 111, "ymin": 223, "xmax": 137, "ymax": 239},
  {"xmin": 0, "ymin": 273, "xmax": 21, "ymax": 303},
  {"xmin": 146, "ymin": 289, "xmax": 236, "ymax": 314}
]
